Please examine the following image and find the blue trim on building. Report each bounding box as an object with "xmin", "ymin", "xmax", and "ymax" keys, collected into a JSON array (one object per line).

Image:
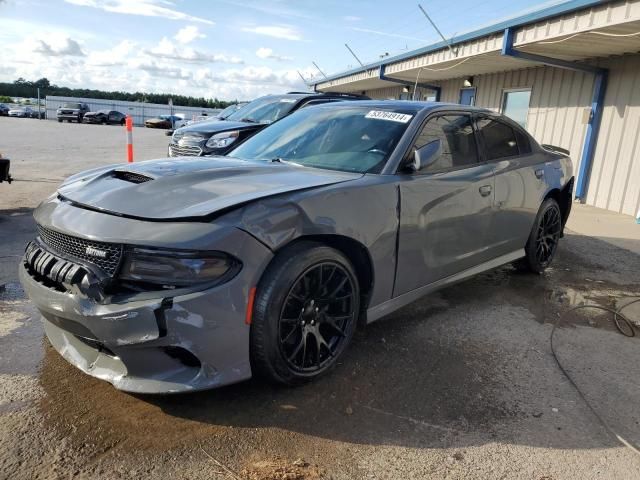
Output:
[
  {"xmin": 312, "ymin": 0, "xmax": 608, "ymax": 86},
  {"xmin": 500, "ymin": 27, "xmax": 609, "ymax": 201}
]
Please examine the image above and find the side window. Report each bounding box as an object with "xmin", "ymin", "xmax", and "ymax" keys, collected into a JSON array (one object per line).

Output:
[
  {"xmin": 514, "ymin": 128, "xmax": 532, "ymax": 155},
  {"xmin": 413, "ymin": 114, "xmax": 478, "ymax": 173},
  {"xmin": 476, "ymin": 118, "xmax": 519, "ymax": 160}
]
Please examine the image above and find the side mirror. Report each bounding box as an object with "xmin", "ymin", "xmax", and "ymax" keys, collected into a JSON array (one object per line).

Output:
[{"xmin": 409, "ymin": 139, "xmax": 442, "ymax": 172}]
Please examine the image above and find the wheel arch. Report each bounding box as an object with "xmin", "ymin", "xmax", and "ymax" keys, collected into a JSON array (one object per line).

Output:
[
  {"xmin": 543, "ymin": 176, "xmax": 574, "ymax": 230},
  {"xmin": 272, "ymin": 234, "xmax": 375, "ymax": 319}
]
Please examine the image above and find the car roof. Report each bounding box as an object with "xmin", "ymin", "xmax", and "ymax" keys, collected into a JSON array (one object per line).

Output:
[{"xmin": 305, "ymin": 99, "xmax": 496, "ymax": 115}]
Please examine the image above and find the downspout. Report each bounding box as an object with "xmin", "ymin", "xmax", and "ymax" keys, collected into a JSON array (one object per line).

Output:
[
  {"xmin": 501, "ymin": 27, "xmax": 608, "ymax": 202},
  {"xmin": 379, "ymin": 65, "xmax": 442, "ymax": 101}
]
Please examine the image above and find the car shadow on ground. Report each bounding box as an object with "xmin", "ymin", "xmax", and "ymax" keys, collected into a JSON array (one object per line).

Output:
[{"xmin": 34, "ymin": 232, "xmax": 640, "ymax": 455}]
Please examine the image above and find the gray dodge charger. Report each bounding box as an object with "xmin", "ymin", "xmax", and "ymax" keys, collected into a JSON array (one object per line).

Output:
[{"xmin": 20, "ymin": 101, "xmax": 573, "ymax": 393}]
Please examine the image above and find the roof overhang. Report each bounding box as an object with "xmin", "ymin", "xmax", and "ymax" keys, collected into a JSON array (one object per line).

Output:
[{"xmin": 315, "ymin": 0, "xmax": 640, "ymax": 92}]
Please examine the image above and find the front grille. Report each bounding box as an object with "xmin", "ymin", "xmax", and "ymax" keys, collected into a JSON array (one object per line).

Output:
[
  {"xmin": 113, "ymin": 170, "xmax": 152, "ymax": 184},
  {"xmin": 37, "ymin": 225, "xmax": 123, "ymax": 276},
  {"xmin": 169, "ymin": 143, "xmax": 202, "ymax": 157}
]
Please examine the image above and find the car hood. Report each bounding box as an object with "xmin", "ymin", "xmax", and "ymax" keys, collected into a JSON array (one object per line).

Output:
[
  {"xmin": 176, "ymin": 119, "xmax": 257, "ymax": 136},
  {"xmin": 57, "ymin": 157, "xmax": 362, "ymax": 220}
]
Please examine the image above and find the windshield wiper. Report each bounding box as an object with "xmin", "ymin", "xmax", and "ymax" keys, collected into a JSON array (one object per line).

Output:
[
  {"xmin": 270, "ymin": 157, "xmax": 303, "ymax": 167},
  {"xmin": 241, "ymin": 118, "xmax": 259, "ymax": 123}
]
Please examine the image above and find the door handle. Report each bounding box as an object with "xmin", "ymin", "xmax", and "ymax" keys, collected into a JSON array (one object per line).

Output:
[
  {"xmin": 535, "ymin": 168, "xmax": 545, "ymax": 179},
  {"xmin": 479, "ymin": 185, "xmax": 492, "ymax": 197}
]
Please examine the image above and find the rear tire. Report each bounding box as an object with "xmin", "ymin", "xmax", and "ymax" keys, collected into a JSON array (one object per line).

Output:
[
  {"xmin": 515, "ymin": 198, "xmax": 562, "ymax": 274},
  {"xmin": 250, "ymin": 242, "xmax": 360, "ymax": 386}
]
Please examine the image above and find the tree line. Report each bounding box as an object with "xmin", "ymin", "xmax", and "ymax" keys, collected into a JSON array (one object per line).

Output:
[{"xmin": 0, "ymin": 78, "xmax": 238, "ymax": 108}]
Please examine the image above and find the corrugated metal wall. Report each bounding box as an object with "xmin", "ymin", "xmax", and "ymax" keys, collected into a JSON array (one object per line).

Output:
[
  {"xmin": 45, "ymin": 96, "xmax": 221, "ymax": 127},
  {"xmin": 362, "ymin": 55, "xmax": 640, "ymax": 217},
  {"xmin": 587, "ymin": 54, "xmax": 640, "ymax": 216}
]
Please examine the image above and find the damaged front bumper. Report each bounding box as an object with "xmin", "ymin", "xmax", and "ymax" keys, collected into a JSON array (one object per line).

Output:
[{"xmin": 19, "ymin": 199, "xmax": 273, "ymax": 393}]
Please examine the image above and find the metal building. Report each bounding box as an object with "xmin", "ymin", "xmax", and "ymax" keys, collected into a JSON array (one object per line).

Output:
[{"xmin": 311, "ymin": 0, "xmax": 640, "ymax": 217}]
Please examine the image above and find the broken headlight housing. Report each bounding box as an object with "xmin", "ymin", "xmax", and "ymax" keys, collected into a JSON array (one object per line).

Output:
[{"xmin": 119, "ymin": 248, "xmax": 239, "ymax": 288}]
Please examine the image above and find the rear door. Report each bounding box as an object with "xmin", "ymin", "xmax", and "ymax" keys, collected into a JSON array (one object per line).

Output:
[
  {"xmin": 394, "ymin": 112, "xmax": 496, "ymax": 296},
  {"xmin": 475, "ymin": 115, "xmax": 548, "ymax": 256}
]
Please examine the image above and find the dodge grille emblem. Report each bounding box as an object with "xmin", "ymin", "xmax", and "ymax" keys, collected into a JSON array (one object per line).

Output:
[{"xmin": 85, "ymin": 246, "xmax": 108, "ymax": 259}]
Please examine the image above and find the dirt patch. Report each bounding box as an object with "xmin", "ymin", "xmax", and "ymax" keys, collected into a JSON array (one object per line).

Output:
[{"xmin": 241, "ymin": 458, "xmax": 327, "ymax": 480}]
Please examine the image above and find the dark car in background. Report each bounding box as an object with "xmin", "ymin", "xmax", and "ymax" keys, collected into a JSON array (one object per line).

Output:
[
  {"xmin": 215, "ymin": 102, "xmax": 248, "ymax": 120},
  {"xmin": 30, "ymin": 108, "xmax": 45, "ymax": 119},
  {"xmin": 57, "ymin": 102, "xmax": 89, "ymax": 123},
  {"xmin": 83, "ymin": 110, "xmax": 126, "ymax": 125},
  {"xmin": 145, "ymin": 115, "xmax": 182, "ymax": 129},
  {"xmin": 19, "ymin": 101, "xmax": 573, "ymax": 393},
  {"xmin": 168, "ymin": 92, "xmax": 368, "ymax": 157},
  {"xmin": 0, "ymin": 104, "xmax": 9, "ymax": 116}
]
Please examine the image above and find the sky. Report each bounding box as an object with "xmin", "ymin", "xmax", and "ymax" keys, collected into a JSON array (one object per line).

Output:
[{"xmin": 0, "ymin": 0, "xmax": 561, "ymax": 101}]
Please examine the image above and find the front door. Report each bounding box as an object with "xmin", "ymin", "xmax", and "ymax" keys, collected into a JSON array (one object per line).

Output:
[
  {"xmin": 394, "ymin": 113, "xmax": 496, "ymax": 296},
  {"xmin": 459, "ymin": 88, "xmax": 476, "ymax": 106}
]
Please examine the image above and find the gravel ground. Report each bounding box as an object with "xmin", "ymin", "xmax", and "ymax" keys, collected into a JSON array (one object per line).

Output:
[{"xmin": 1, "ymin": 117, "xmax": 640, "ymax": 479}]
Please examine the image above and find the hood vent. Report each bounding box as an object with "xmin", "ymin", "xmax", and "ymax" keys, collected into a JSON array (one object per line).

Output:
[{"xmin": 113, "ymin": 170, "xmax": 153, "ymax": 184}]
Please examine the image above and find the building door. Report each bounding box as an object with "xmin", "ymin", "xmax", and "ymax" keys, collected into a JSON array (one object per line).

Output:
[{"xmin": 459, "ymin": 87, "xmax": 476, "ymax": 106}]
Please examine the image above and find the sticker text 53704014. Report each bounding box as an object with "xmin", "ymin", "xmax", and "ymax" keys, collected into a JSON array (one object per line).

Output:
[{"xmin": 365, "ymin": 110, "xmax": 413, "ymax": 123}]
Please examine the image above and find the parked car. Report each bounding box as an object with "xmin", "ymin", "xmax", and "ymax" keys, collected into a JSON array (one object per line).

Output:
[
  {"xmin": 216, "ymin": 102, "xmax": 248, "ymax": 120},
  {"xmin": 57, "ymin": 102, "xmax": 89, "ymax": 123},
  {"xmin": 83, "ymin": 110, "xmax": 126, "ymax": 125},
  {"xmin": 19, "ymin": 100, "xmax": 574, "ymax": 393},
  {"xmin": 0, "ymin": 104, "xmax": 9, "ymax": 116},
  {"xmin": 30, "ymin": 108, "xmax": 45, "ymax": 119},
  {"xmin": 166, "ymin": 112, "xmax": 224, "ymax": 136},
  {"xmin": 8, "ymin": 106, "xmax": 33, "ymax": 117},
  {"xmin": 145, "ymin": 114, "xmax": 183, "ymax": 129},
  {"xmin": 168, "ymin": 92, "xmax": 367, "ymax": 157}
]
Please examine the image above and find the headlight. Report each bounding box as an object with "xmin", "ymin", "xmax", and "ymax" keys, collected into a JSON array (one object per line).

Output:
[
  {"xmin": 119, "ymin": 248, "xmax": 239, "ymax": 287},
  {"xmin": 205, "ymin": 130, "xmax": 239, "ymax": 149}
]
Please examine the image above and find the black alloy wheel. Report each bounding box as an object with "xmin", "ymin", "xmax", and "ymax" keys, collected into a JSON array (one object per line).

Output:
[
  {"xmin": 516, "ymin": 198, "xmax": 562, "ymax": 273},
  {"xmin": 250, "ymin": 242, "xmax": 360, "ymax": 385},
  {"xmin": 279, "ymin": 262, "xmax": 356, "ymax": 374},
  {"xmin": 535, "ymin": 203, "xmax": 562, "ymax": 265}
]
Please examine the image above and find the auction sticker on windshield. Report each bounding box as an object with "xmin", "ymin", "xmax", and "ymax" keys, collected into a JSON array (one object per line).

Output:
[{"xmin": 365, "ymin": 111, "xmax": 413, "ymax": 123}]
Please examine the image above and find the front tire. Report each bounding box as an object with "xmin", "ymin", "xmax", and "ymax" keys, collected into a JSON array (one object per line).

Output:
[
  {"xmin": 515, "ymin": 198, "xmax": 562, "ymax": 274},
  {"xmin": 250, "ymin": 242, "xmax": 360, "ymax": 385}
]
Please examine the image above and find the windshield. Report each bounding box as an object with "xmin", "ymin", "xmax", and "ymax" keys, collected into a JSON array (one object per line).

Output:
[
  {"xmin": 228, "ymin": 105, "xmax": 414, "ymax": 173},
  {"xmin": 226, "ymin": 96, "xmax": 298, "ymax": 124},
  {"xmin": 63, "ymin": 103, "xmax": 81, "ymax": 109},
  {"xmin": 218, "ymin": 104, "xmax": 241, "ymax": 119}
]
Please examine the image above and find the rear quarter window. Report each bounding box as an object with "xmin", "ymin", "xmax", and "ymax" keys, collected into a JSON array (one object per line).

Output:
[{"xmin": 477, "ymin": 117, "xmax": 519, "ymax": 160}]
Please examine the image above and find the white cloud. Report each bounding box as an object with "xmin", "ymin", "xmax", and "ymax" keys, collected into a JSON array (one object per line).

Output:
[
  {"xmin": 86, "ymin": 40, "xmax": 135, "ymax": 66},
  {"xmin": 255, "ymin": 47, "xmax": 292, "ymax": 62},
  {"xmin": 147, "ymin": 37, "xmax": 243, "ymax": 64},
  {"xmin": 0, "ymin": 23, "xmax": 315, "ymax": 100},
  {"xmin": 64, "ymin": 0, "xmax": 214, "ymax": 25},
  {"xmin": 32, "ymin": 37, "xmax": 85, "ymax": 57},
  {"xmin": 241, "ymin": 25, "xmax": 301, "ymax": 41},
  {"xmin": 343, "ymin": 15, "xmax": 362, "ymax": 22},
  {"xmin": 174, "ymin": 26, "xmax": 205, "ymax": 44}
]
